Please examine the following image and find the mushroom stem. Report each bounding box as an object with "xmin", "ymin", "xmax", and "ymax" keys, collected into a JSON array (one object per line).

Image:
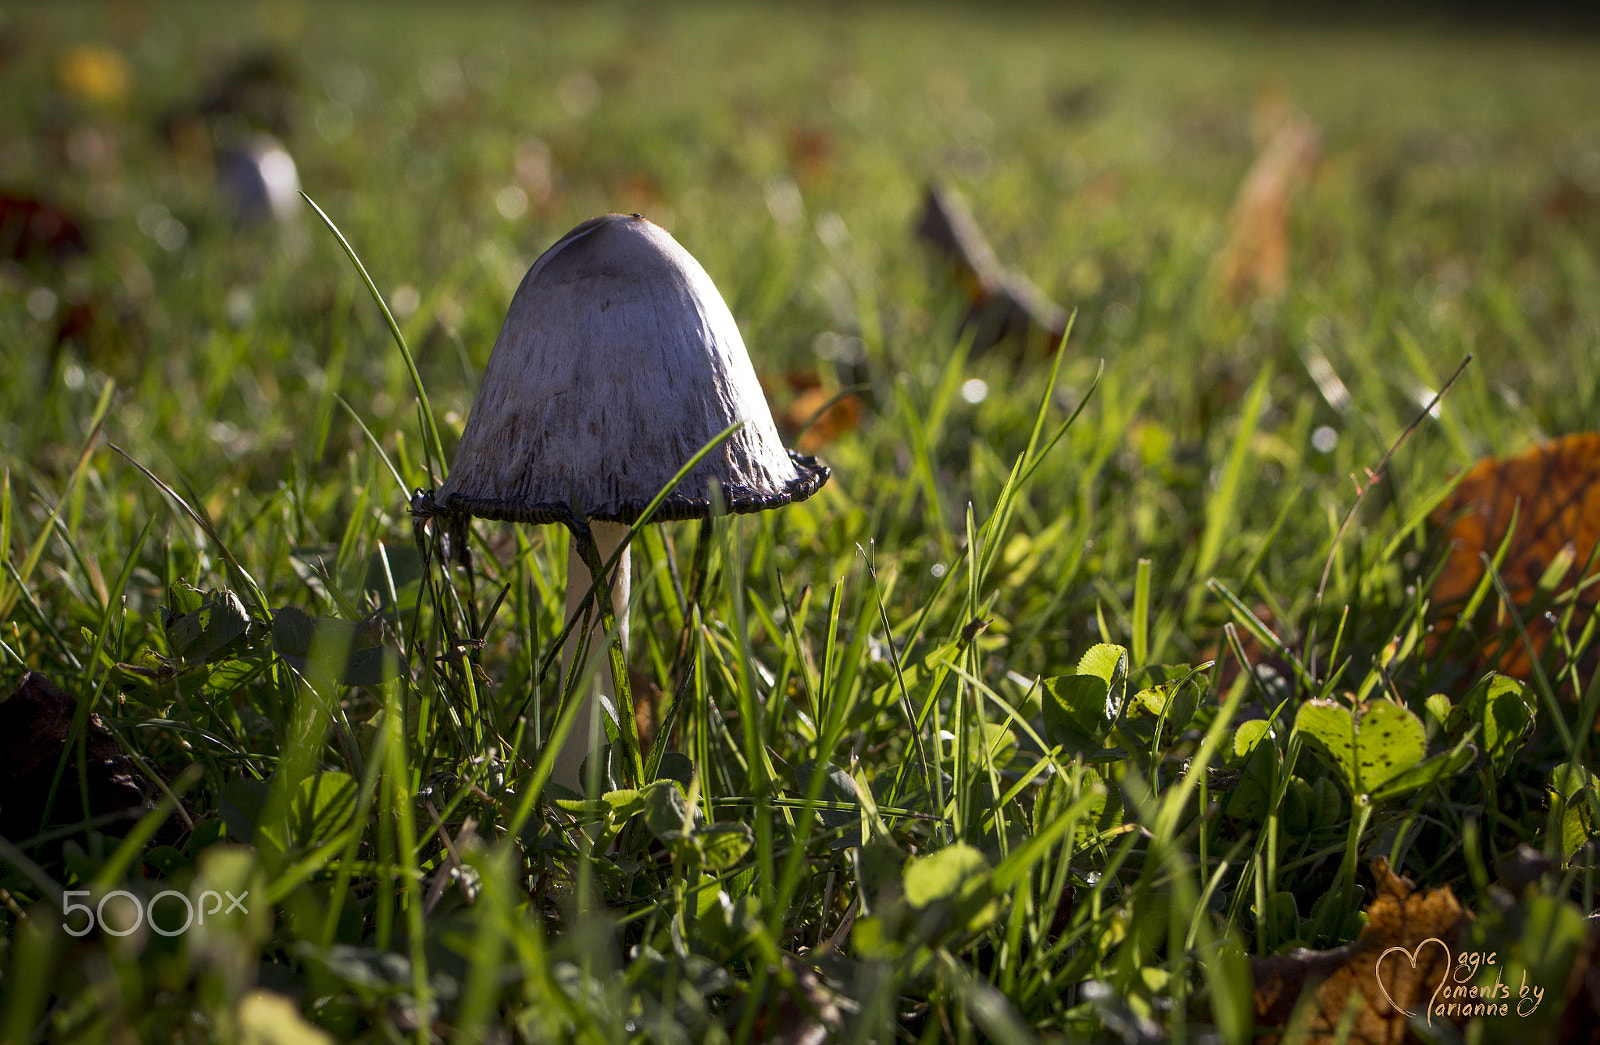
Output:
[{"xmin": 553, "ymin": 520, "xmax": 631, "ymax": 791}]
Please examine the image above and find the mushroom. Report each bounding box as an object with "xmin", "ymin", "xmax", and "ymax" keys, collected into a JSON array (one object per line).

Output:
[
  {"xmin": 425, "ymin": 213, "xmax": 828, "ymax": 791},
  {"xmin": 216, "ymin": 133, "xmax": 301, "ymax": 226}
]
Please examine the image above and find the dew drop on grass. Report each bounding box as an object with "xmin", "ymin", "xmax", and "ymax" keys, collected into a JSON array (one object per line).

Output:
[
  {"xmin": 1312, "ymin": 425, "xmax": 1338, "ymax": 453},
  {"xmin": 817, "ymin": 212, "xmax": 851, "ymax": 253},
  {"xmin": 160, "ymin": 219, "xmax": 187, "ymax": 251},
  {"xmin": 495, "ymin": 185, "xmax": 528, "ymax": 220},
  {"xmin": 1104, "ymin": 301, "xmax": 1134, "ymax": 334},
  {"xmin": 419, "ymin": 56, "xmax": 464, "ymax": 103},
  {"xmin": 324, "ymin": 62, "xmax": 369, "ymax": 106},
  {"xmin": 961, "ymin": 378, "xmax": 988, "ymax": 404},
  {"xmin": 315, "ymin": 104, "xmax": 353, "ymax": 143},
  {"xmin": 558, "ymin": 71, "xmax": 600, "ymax": 118},
  {"xmin": 26, "ymin": 286, "xmax": 57, "ymax": 321},
  {"xmin": 765, "ymin": 177, "xmax": 804, "ymax": 228},
  {"xmin": 814, "ymin": 331, "xmax": 864, "ymax": 364},
  {"xmin": 138, "ymin": 203, "xmax": 167, "ymax": 238},
  {"xmin": 390, "ymin": 284, "xmax": 420, "ymax": 320},
  {"xmin": 225, "ymin": 286, "xmax": 254, "ymax": 328}
]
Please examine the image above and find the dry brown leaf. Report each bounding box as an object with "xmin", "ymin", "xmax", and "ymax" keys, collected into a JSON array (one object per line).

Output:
[
  {"xmin": 1542, "ymin": 176, "xmax": 1596, "ymax": 225},
  {"xmin": 1251, "ymin": 858, "xmax": 1472, "ymax": 1044},
  {"xmin": 787, "ymin": 386, "xmax": 862, "ymax": 453},
  {"xmin": 1199, "ymin": 600, "xmax": 1297, "ymax": 712},
  {"xmin": 1555, "ymin": 922, "xmax": 1600, "ymax": 1044},
  {"xmin": 913, "ymin": 182, "xmax": 1068, "ymax": 356},
  {"xmin": 0, "ymin": 671, "xmax": 163, "ymax": 845},
  {"xmin": 1214, "ymin": 113, "xmax": 1320, "ymax": 303},
  {"xmin": 772, "ymin": 369, "xmax": 863, "ymax": 452},
  {"xmin": 785, "ymin": 124, "xmax": 835, "ymax": 189},
  {"xmin": 792, "ymin": 384, "xmax": 861, "ymax": 453},
  {"xmin": 737, "ymin": 954, "xmax": 851, "ymax": 1045},
  {"xmin": 1430, "ymin": 433, "xmax": 1600, "ymax": 679},
  {"xmin": 629, "ymin": 666, "xmax": 662, "ymax": 755},
  {"xmin": 0, "ymin": 193, "xmax": 89, "ymax": 267},
  {"xmin": 604, "ymin": 170, "xmax": 664, "ymax": 216},
  {"xmin": 1070, "ymin": 171, "xmax": 1123, "ymax": 213}
]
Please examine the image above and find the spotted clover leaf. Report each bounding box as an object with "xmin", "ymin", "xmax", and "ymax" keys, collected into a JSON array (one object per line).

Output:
[{"xmin": 1293, "ymin": 699, "xmax": 1465, "ymax": 802}]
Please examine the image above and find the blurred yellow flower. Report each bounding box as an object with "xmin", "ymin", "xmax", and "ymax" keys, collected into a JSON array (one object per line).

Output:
[
  {"xmin": 58, "ymin": 44, "xmax": 130, "ymax": 106},
  {"xmin": 238, "ymin": 990, "xmax": 333, "ymax": 1045}
]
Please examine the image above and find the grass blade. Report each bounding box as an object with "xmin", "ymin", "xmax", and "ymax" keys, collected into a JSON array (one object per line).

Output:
[{"xmin": 302, "ymin": 192, "xmax": 448, "ymax": 476}]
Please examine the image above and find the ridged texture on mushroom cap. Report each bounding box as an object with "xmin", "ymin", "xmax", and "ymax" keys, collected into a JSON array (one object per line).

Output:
[{"xmin": 438, "ymin": 214, "xmax": 828, "ymax": 524}]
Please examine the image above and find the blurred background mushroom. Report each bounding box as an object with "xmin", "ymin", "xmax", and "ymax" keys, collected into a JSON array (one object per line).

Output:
[
  {"xmin": 214, "ymin": 132, "xmax": 301, "ymax": 225},
  {"xmin": 158, "ymin": 48, "xmax": 303, "ymax": 226}
]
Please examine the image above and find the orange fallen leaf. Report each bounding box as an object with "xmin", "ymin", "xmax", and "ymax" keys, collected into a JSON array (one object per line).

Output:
[
  {"xmin": 629, "ymin": 667, "xmax": 662, "ymax": 756},
  {"xmin": 1251, "ymin": 858, "xmax": 1471, "ymax": 1044},
  {"xmin": 1214, "ymin": 113, "xmax": 1320, "ymax": 303},
  {"xmin": 785, "ymin": 123, "xmax": 836, "ymax": 189},
  {"xmin": 775, "ymin": 369, "xmax": 862, "ymax": 453},
  {"xmin": 1431, "ymin": 433, "xmax": 1600, "ymax": 680},
  {"xmin": 1542, "ymin": 176, "xmax": 1595, "ymax": 225},
  {"xmin": 605, "ymin": 170, "xmax": 664, "ymax": 216},
  {"xmin": 1199, "ymin": 600, "xmax": 1299, "ymax": 709},
  {"xmin": 1071, "ymin": 171, "xmax": 1123, "ymax": 213}
]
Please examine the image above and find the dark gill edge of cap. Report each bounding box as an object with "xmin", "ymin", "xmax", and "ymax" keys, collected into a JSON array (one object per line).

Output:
[{"xmin": 420, "ymin": 451, "xmax": 830, "ymax": 527}]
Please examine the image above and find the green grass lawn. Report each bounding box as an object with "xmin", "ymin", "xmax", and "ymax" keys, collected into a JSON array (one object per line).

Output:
[{"xmin": 4, "ymin": 2, "xmax": 1600, "ymax": 1041}]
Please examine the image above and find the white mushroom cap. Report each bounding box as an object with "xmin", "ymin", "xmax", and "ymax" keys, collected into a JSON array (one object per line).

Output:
[
  {"xmin": 438, "ymin": 214, "xmax": 828, "ymax": 523},
  {"xmin": 216, "ymin": 133, "xmax": 301, "ymax": 225}
]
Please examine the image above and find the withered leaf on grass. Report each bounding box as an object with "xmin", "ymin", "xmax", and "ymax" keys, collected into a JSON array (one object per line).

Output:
[
  {"xmin": 785, "ymin": 123, "xmax": 836, "ymax": 189},
  {"xmin": 0, "ymin": 671, "xmax": 165, "ymax": 844},
  {"xmin": 1431, "ymin": 432, "xmax": 1600, "ymax": 680},
  {"xmin": 775, "ymin": 369, "xmax": 863, "ymax": 453},
  {"xmin": 1556, "ymin": 921, "xmax": 1600, "ymax": 1045},
  {"xmin": 1541, "ymin": 176, "xmax": 1596, "ymax": 225},
  {"xmin": 735, "ymin": 954, "xmax": 851, "ymax": 1045},
  {"xmin": 1251, "ymin": 858, "xmax": 1471, "ymax": 1044},
  {"xmin": 0, "ymin": 193, "xmax": 90, "ymax": 267},
  {"xmin": 913, "ymin": 181, "xmax": 1068, "ymax": 356},
  {"xmin": 1213, "ymin": 113, "xmax": 1320, "ymax": 303}
]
